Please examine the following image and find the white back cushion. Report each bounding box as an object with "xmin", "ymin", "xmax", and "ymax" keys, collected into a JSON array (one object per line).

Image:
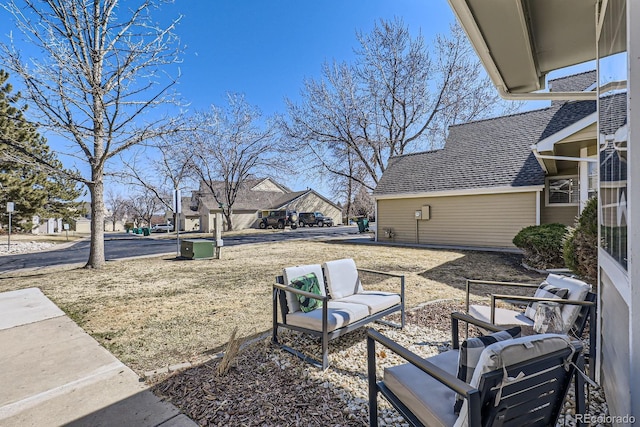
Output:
[
  {"xmin": 283, "ymin": 264, "xmax": 325, "ymax": 313},
  {"xmin": 322, "ymin": 258, "xmax": 363, "ymax": 299},
  {"xmin": 545, "ymin": 274, "xmax": 591, "ymax": 331},
  {"xmin": 454, "ymin": 334, "xmax": 573, "ymax": 427}
]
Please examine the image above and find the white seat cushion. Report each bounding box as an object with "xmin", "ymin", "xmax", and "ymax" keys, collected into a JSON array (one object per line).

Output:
[
  {"xmin": 283, "ymin": 264, "xmax": 325, "ymax": 314},
  {"xmin": 454, "ymin": 334, "xmax": 573, "ymax": 427},
  {"xmin": 545, "ymin": 274, "xmax": 591, "ymax": 331},
  {"xmin": 384, "ymin": 351, "xmax": 460, "ymax": 427},
  {"xmin": 322, "ymin": 258, "xmax": 363, "ymax": 299},
  {"xmin": 336, "ymin": 291, "xmax": 401, "ymax": 315},
  {"xmin": 468, "ymin": 304, "xmax": 534, "ymax": 328},
  {"xmin": 285, "ymin": 301, "xmax": 369, "ymax": 332}
]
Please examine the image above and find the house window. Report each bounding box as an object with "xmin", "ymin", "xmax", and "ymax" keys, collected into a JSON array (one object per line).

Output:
[
  {"xmin": 546, "ymin": 176, "xmax": 580, "ymax": 205},
  {"xmin": 588, "ymin": 159, "xmax": 598, "ymax": 199}
]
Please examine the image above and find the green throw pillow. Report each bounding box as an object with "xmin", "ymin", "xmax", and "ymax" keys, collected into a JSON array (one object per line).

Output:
[{"xmin": 291, "ymin": 273, "xmax": 323, "ymax": 313}]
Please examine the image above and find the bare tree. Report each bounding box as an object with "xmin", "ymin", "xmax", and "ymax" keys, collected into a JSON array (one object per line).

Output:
[
  {"xmin": 1, "ymin": 0, "xmax": 182, "ymax": 268},
  {"xmin": 281, "ymin": 19, "xmax": 518, "ymax": 192},
  {"xmin": 124, "ymin": 192, "xmax": 162, "ymax": 229},
  {"xmin": 188, "ymin": 93, "xmax": 280, "ymax": 231},
  {"xmin": 119, "ymin": 137, "xmax": 195, "ymax": 231},
  {"xmin": 351, "ymin": 186, "xmax": 375, "ymax": 219},
  {"xmin": 105, "ymin": 189, "xmax": 127, "ymax": 231}
]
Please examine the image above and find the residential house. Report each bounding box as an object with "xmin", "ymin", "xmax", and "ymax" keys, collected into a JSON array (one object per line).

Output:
[
  {"xmin": 446, "ymin": 0, "xmax": 637, "ymax": 419},
  {"xmin": 32, "ymin": 201, "xmax": 92, "ymax": 234},
  {"xmin": 179, "ymin": 196, "xmax": 200, "ymax": 232},
  {"xmin": 374, "ymin": 72, "xmax": 601, "ymax": 249},
  {"xmin": 185, "ymin": 178, "xmax": 342, "ymax": 232}
]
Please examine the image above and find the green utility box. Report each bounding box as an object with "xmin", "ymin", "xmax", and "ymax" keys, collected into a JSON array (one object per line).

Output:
[{"xmin": 180, "ymin": 239, "xmax": 215, "ymax": 259}]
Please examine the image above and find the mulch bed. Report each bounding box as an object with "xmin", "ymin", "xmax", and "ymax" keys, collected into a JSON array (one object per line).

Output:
[
  {"xmin": 151, "ymin": 301, "xmax": 462, "ymax": 426},
  {"xmin": 151, "ymin": 300, "xmax": 604, "ymax": 426}
]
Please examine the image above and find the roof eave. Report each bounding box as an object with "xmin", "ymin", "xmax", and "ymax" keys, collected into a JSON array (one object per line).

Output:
[
  {"xmin": 374, "ymin": 185, "xmax": 544, "ymax": 200},
  {"xmin": 447, "ymin": 0, "xmax": 600, "ymax": 99}
]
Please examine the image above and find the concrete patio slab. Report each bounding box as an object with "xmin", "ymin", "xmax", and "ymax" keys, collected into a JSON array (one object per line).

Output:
[
  {"xmin": 0, "ymin": 287, "xmax": 64, "ymax": 330},
  {"xmin": 0, "ymin": 288, "xmax": 196, "ymax": 427}
]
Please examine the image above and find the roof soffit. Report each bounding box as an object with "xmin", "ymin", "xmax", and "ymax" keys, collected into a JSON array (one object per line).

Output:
[{"xmin": 449, "ymin": 0, "xmax": 602, "ymax": 95}]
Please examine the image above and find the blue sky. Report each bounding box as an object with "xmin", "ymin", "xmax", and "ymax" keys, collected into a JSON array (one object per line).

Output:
[
  {"xmin": 2, "ymin": 1, "xmax": 595, "ymax": 200},
  {"xmin": 163, "ymin": 0, "xmax": 456, "ymax": 116}
]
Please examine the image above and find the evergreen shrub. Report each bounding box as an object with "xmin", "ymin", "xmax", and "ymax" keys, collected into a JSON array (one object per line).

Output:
[
  {"xmin": 513, "ymin": 223, "xmax": 568, "ymax": 269},
  {"xmin": 563, "ymin": 197, "xmax": 598, "ymax": 285}
]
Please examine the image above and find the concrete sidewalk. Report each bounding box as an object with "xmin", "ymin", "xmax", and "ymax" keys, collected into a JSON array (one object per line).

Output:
[{"xmin": 0, "ymin": 288, "xmax": 196, "ymax": 427}]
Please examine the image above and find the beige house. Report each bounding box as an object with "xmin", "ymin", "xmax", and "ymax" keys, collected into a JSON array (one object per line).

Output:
[
  {"xmin": 186, "ymin": 178, "xmax": 342, "ymax": 232},
  {"xmin": 374, "ymin": 72, "xmax": 607, "ymax": 250}
]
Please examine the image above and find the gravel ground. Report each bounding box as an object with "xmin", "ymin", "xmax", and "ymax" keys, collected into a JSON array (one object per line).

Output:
[
  {"xmin": 152, "ymin": 301, "xmax": 609, "ymax": 426},
  {"xmin": 0, "ymin": 241, "xmax": 57, "ymax": 255}
]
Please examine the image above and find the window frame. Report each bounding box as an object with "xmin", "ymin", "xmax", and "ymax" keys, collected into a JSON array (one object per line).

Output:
[{"xmin": 545, "ymin": 175, "xmax": 581, "ymax": 207}]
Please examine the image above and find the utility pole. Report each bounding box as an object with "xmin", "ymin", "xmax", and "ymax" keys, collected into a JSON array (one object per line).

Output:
[
  {"xmin": 173, "ymin": 189, "xmax": 182, "ymax": 255},
  {"xmin": 6, "ymin": 202, "xmax": 14, "ymax": 252}
]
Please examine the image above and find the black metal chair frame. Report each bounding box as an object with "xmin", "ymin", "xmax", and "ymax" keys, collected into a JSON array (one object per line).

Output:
[
  {"xmin": 465, "ymin": 278, "xmax": 597, "ymax": 378},
  {"xmin": 368, "ymin": 312, "xmax": 586, "ymax": 427},
  {"xmin": 272, "ymin": 268, "xmax": 405, "ymax": 370}
]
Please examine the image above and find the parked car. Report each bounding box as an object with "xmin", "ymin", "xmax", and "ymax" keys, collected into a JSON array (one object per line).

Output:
[
  {"xmin": 259, "ymin": 210, "xmax": 298, "ymax": 229},
  {"xmin": 151, "ymin": 223, "xmax": 174, "ymax": 233},
  {"xmin": 298, "ymin": 212, "xmax": 334, "ymax": 227}
]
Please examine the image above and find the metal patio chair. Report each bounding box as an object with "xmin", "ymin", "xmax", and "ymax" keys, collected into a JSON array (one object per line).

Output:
[{"xmin": 367, "ymin": 313, "xmax": 586, "ymax": 427}]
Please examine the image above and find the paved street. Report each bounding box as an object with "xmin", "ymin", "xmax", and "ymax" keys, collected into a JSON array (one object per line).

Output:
[{"xmin": 0, "ymin": 225, "xmax": 369, "ymax": 275}]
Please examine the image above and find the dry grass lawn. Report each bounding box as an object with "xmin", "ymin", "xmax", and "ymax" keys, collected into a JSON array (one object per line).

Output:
[{"xmin": 0, "ymin": 240, "xmax": 545, "ymax": 375}]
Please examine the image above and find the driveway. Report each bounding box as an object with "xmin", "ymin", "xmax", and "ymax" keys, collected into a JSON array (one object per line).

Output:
[{"xmin": 0, "ymin": 226, "xmax": 371, "ymax": 275}]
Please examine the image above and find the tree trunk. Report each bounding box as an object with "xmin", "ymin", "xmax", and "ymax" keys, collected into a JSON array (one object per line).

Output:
[
  {"xmin": 346, "ymin": 178, "xmax": 353, "ymax": 224},
  {"xmin": 224, "ymin": 209, "xmax": 233, "ymax": 231},
  {"xmin": 86, "ymin": 169, "xmax": 106, "ymax": 269}
]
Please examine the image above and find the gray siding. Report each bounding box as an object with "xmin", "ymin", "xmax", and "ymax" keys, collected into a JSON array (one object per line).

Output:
[{"xmin": 600, "ymin": 269, "xmax": 631, "ymax": 418}]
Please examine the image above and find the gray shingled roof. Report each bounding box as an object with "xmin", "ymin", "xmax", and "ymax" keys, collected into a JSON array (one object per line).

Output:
[
  {"xmin": 599, "ymin": 93, "xmax": 628, "ymax": 183},
  {"xmin": 549, "ymin": 70, "xmax": 596, "ymax": 93},
  {"xmin": 374, "ymin": 100, "xmax": 596, "ymax": 196},
  {"xmin": 599, "ymin": 92, "xmax": 627, "ymax": 135},
  {"xmin": 197, "ymin": 178, "xmax": 316, "ymax": 211}
]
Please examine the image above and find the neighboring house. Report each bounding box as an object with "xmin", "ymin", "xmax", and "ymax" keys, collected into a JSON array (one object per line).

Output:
[
  {"xmin": 446, "ymin": 0, "xmax": 637, "ymax": 418},
  {"xmin": 374, "ymin": 72, "xmax": 606, "ymax": 249},
  {"xmin": 32, "ymin": 217, "xmax": 63, "ymax": 234},
  {"xmin": 185, "ymin": 178, "xmax": 342, "ymax": 232},
  {"xmin": 179, "ymin": 196, "xmax": 200, "ymax": 232},
  {"xmin": 31, "ymin": 201, "xmax": 93, "ymax": 234}
]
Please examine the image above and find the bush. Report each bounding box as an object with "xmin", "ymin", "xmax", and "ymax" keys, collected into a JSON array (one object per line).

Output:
[
  {"xmin": 513, "ymin": 223, "xmax": 568, "ymax": 269},
  {"xmin": 563, "ymin": 197, "xmax": 598, "ymax": 285}
]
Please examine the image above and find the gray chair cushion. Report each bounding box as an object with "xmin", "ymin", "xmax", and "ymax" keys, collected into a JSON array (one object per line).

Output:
[
  {"xmin": 454, "ymin": 334, "xmax": 574, "ymax": 427},
  {"xmin": 545, "ymin": 274, "xmax": 591, "ymax": 331},
  {"xmin": 384, "ymin": 351, "xmax": 460, "ymax": 427},
  {"xmin": 454, "ymin": 327, "xmax": 521, "ymax": 413},
  {"xmin": 286, "ymin": 301, "xmax": 369, "ymax": 332},
  {"xmin": 336, "ymin": 291, "xmax": 401, "ymax": 315},
  {"xmin": 468, "ymin": 304, "xmax": 534, "ymax": 328}
]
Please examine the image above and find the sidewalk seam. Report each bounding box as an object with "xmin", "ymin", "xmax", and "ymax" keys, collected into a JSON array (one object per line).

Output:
[{"xmin": 0, "ymin": 361, "xmax": 128, "ymax": 421}]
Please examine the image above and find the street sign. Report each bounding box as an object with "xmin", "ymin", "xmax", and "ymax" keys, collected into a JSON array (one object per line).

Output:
[{"xmin": 6, "ymin": 202, "xmax": 14, "ymax": 212}]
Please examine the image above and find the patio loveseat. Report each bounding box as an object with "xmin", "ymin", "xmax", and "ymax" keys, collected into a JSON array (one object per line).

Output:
[{"xmin": 272, "ymin": 258, "xmax": 405, "ymax": 370}]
